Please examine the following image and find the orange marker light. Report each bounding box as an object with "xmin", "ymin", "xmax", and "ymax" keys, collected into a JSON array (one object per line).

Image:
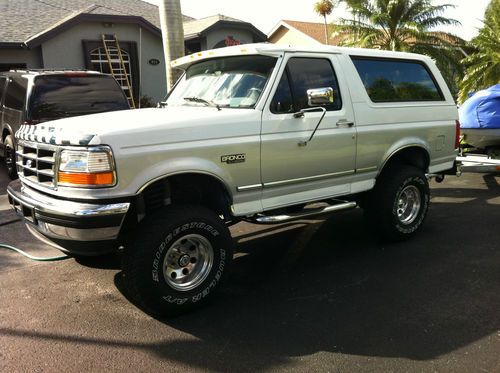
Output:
[{"xmin": 58, "ymin": 172, "xmax": 114, "ymax": 186}]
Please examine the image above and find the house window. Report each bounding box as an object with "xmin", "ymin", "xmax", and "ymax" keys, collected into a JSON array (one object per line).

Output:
[
  {"xmin": 89, "ymin": 46, "xmax": 133, "ymax": 90},
  {"xmin": 82, "ymin": 40, "xmax": 139, "ymax": 102}
]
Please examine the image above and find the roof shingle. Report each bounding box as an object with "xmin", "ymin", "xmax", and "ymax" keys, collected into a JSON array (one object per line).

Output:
[{"xmin": 0, "ymin": 0, "xmax": 194, "ymax": 43}]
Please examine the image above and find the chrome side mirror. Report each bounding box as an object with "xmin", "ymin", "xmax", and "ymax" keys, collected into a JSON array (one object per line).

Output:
[{"xmin": 307, "ymin": 87, "xmax": 334, "ymax": 106}]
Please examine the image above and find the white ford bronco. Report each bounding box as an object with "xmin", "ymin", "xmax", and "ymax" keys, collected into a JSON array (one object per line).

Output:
[{"xmin": 8, "ymin": 44, "xmax": 459, "ymax": 316}]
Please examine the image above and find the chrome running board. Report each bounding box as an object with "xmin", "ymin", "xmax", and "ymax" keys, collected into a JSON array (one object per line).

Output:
[{"xmin": 250, "ymin": 201, "xmax": 357, "ymax": 224}]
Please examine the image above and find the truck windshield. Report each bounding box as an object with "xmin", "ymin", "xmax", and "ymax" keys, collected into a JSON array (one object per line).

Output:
[
  {"xmin": 167, "ymin": 55, "xmax": 277, "ymax": 109},
  {"xmin": 29, "ymin": 75, "xmax": 130, "ymax": 121}
]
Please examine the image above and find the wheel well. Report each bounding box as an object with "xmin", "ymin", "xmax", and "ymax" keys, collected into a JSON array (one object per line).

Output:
[
  {"xmin": 137, "ymin": 173, "xmax": 233, "ymax": 220},
  {"xmin": 2, "ymin": 128, "xmax": 10, "ymax": 141},
  {"xmin": 381, "ymin": 146, "xmax": 430, "ymax": 174}
]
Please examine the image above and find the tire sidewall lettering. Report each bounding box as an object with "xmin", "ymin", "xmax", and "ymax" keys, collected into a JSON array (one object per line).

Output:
[{"xmin": 150, "ymin": 221, "xmax": 227, "ymax": 305}]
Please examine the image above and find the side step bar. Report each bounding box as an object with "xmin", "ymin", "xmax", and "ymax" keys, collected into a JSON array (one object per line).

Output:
[{"xmin": 250, "ymin": 201, "xmax": 357, "ymax": 225}]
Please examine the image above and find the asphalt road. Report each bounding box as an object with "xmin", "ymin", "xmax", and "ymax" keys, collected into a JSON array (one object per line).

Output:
[{"xmin": 0, "ymin": 163, "xmax": 499, "ymax": 372}]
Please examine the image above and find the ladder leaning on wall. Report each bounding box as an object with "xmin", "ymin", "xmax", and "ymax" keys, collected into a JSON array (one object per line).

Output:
[{"xmin": 101, "ymin": 34, "xmax": 136, "ymax": 108}]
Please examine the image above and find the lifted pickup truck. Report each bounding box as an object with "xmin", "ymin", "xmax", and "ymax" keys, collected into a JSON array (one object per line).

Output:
[{"xmin": 8, "ymin": 44, "xmax": 459, "ymax": 316}]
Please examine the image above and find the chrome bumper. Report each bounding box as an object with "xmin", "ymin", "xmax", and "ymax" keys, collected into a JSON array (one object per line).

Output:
[{"xmin": 7, "ymin": 180, "xmax": 130, "ymax": 245}]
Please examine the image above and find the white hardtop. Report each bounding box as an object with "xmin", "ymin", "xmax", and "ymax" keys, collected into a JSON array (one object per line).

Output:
[{"xmin": 172, "ymin": 42, "xmax": 431, "ymax": 69}]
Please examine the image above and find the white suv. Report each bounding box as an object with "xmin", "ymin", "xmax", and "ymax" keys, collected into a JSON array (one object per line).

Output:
[{"xmin": 8, "ymin": 44, "xmax": 459, "ymax": 316}]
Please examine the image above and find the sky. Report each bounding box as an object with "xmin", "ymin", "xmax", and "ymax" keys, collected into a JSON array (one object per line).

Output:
[{"xmin": 145, "ymin": 0, "xmax": 491, "ymax": 41}]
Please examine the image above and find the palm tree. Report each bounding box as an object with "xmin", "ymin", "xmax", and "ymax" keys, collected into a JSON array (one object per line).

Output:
[
  {"xmin": 334, "ymin": 0, "xmax": 464, "ymax": 96},
  {"xmin": 159, "ymin": 0, "xmax": 185, "ymax": 90},
  {"xmin": 459, "ymin": 0, "xmax": 500, "ymax": 103},
  {"xmin": 314, "ymin": 0, "xmax": 336, "ymax": 44}
]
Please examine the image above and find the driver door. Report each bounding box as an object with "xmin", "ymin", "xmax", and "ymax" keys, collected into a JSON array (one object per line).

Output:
[{"xmin": 260, "ymin": 53, "xmax": 356, "ymax": 209}]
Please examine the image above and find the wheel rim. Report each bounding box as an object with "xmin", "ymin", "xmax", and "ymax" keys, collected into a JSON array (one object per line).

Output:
[
  {"xmin": 163, "ymin": 234, "xmax": 214, "ymax": 291},
  {"xmin": 396, "ymin": 185, "xmax": 421, "ymax": 225}
]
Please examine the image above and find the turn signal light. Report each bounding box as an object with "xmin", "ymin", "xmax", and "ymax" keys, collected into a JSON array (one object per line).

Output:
[{"xmin": 58, "ymin": 172, "xmax": 114, "ymax": 186}]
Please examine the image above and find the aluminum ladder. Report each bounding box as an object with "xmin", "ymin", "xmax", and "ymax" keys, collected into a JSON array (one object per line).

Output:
[{"xmin": 101, "ymin": 34, "xmax": 135, "ymax": 108}]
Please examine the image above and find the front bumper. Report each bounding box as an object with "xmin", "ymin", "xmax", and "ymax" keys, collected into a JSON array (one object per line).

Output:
[{"xmin": 7, "ymin": 180, "xmax": 130, "ymax": 255}]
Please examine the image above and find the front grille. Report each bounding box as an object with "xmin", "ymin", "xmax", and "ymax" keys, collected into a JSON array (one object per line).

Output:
[{"xmin": 16, "ymin": 140, "xmax": 58, "ymax": 189}]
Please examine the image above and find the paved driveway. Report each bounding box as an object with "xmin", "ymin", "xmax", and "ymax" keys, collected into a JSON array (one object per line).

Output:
[{"xmin": 1, "ymin": 163, "xmax": 499, "ymax": 372}]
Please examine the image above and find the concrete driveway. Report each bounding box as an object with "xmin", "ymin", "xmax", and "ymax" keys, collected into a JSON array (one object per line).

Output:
[{"xmin": 0, "ymin": 163, "xmax": 499, "ymax": 372}]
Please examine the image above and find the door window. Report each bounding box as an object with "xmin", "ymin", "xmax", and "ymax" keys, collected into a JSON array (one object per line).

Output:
[{"xmin": 271, "ymin": 57, "xmax": 342, "ymax": 114}]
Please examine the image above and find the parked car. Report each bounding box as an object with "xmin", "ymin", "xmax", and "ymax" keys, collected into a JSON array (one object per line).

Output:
[
  {"xmin": 0, "ymin": 70, "xmax": 130, "ymax": 178},
  {"xmin": 8, "ymin": 44, "xmax": 459, "ymax": 317}
]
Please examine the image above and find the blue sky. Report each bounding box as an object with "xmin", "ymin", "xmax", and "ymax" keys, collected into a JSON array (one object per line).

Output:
[{"xmin": 146, "ymin": 0, "xmax": 490, "ymax": 41}]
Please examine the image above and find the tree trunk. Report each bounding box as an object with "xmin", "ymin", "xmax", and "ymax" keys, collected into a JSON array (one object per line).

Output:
[
  {"xmin": 323, "ymin": 14, "xmax": 329, "ymax": 44},
  {"xmin": 159, "ymin": 0, "xmax": 185, "ymax": 91}
]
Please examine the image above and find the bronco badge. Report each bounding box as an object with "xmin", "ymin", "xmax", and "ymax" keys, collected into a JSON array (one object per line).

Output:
[{"xmin": 221, "ymin": 153, "xmax": 246, "ymax": 164}]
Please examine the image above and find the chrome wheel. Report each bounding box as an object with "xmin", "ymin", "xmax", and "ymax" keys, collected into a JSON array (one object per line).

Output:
[
  {"xmin": 396, "ymin": 185, "xmax": 421, "ymax": 225},
  {"xmin": 163, "ymin": 234, "xmax": 214, "ymax": 291}
]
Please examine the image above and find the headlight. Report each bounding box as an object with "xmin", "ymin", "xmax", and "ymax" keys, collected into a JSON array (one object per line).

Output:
[{"xmin": 58, "ymin": 147, "xmax": 115, "ymax": 187}]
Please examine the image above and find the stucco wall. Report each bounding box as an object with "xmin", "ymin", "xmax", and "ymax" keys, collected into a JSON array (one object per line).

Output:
[
  {"xmin": 0, "ymin": 47, "xmax": 43, "ymax": 68},
  {"xmin": 206, "ymin": 28, "xmax": 254, "ymax": 49},
  {"xmin": 41, "ymin": 22, "xmax": 166, "ymax": 102},
  {"xmin": 269, "ymin": 26, "xmax": 321, "ymax": 46}
]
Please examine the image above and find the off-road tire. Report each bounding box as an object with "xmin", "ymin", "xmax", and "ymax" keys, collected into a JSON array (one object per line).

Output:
[
  {"xmin": 365, "ymin": 165, "xmax": 430, "ymax": 241},
  {"xmin": 4, "ymin": 134, "xmax": 17, "ymax": 179},
  {"xmin": 122, "ymin": 205, "xmax": 233, "ymax": 317}
]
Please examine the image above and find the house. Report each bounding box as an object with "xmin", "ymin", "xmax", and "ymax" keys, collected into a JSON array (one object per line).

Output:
[{"xmin": 0, "ymin": 0, "xmax": 267, "ymax": 104}]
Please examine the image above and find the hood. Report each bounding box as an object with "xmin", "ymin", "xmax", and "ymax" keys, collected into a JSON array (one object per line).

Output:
[{"xmin": 16, "ymin": 106, "xmax": 259, "ymax": 146}]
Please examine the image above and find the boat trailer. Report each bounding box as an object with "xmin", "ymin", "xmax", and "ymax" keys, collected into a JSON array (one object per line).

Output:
[{"xmin": 456, "ymin": 154, "xmax": 500, "ymax": 174}]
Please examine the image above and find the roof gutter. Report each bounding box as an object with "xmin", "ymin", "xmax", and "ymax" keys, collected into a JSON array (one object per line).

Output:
[{"xmin": 0, "ymin": 42, "xmax": 26, "ymax": 49}]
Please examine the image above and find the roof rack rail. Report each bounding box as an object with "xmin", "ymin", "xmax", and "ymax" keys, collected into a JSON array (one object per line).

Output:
[{"xmin": 9, "ymin": 68, "xmax": 98, "ymax": 73}]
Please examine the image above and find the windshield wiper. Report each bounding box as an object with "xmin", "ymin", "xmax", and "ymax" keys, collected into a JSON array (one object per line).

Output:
[{"xmin": 183, "ymin": 96, "xmax": 221, "ymax": 111}]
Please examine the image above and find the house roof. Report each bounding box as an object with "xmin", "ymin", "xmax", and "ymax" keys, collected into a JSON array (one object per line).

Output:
[
  {"xmin": 183, "ymin": 14, "xmax": 267, "ymax": 41},
  {"xmin": 268, "ymin": 20, "xmax": 344, "ymax": 45},
  {"xmin": 0, "ymin": 0, "xmax": 194, "ymax": 45},
  {"xmin": 184, "ymin": 14, "xmax": 242, "ymax": 37},
  {"xmin": 0, "ymin": 1, "xmax": 267, "ymax": 48}
]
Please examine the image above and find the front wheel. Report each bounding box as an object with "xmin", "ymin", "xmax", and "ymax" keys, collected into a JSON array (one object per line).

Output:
[
  {"xmin": 122, "ymin": 205, "xmax": 233, "ymax": 317},
  {"xmin": 4, "ymin": 134, "xmax": 17, "ymax": 179},
  {"xmin": 364, "ymin": 165, "xmax": 430, "ymax": 241}
]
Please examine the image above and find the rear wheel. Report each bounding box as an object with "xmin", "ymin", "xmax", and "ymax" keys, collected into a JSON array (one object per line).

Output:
[
  {"xmin": 364, "ymin": 165, "xmax": 430, "ymax": 241},
  {"xmin": 4, "ymin": 134, "xmax": 17, "ymax": 179},
  {"xmin": 122, "ymin": 205, "xmax": 233, "ymax": 317}
]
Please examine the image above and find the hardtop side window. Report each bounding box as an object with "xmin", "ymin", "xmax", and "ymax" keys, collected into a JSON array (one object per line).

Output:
[
  {"xmin": 270, "ymin": 57, "xmax": 342, "ymax": 114},
  {"xmin": 351, "ymin": 57, "xmax": 444, "ymax": 102},
  {"xmin": 4, "ymin": 76, "xmax": 27, "ymax": 111}
]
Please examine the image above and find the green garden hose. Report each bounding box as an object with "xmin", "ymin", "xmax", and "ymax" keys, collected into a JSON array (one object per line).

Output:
[{"xmin": 0, "ymin": 243, "xmax": 69, "ymax": 261}]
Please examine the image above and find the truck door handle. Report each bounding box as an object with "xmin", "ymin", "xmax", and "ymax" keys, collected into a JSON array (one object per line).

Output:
[{"xmin": 336, "ymin": 119, "xmax": 354, "ymax": 127}]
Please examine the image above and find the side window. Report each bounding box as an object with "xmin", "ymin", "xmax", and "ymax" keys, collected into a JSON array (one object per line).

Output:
[
  {"xmin": 270, "ymin": 57, "xmax": 342, "ymax": 114},
  {"xmin": 0, "ymin": 77, "xmax": 6, "ymax": 105},
  {"xmin": 351, "ymin": 57, "xmax": 444, "ymax": 102},
  {"xmin": 270, "ymin": 70, "xmax": 294, "ymax": 114},
  {"xmin": 4, "ymin": 77, "xmax": 27, "ymax": 111},
  {"xmin": 287, "ymin": 58, "xmax": 342, "ymax": 111}
]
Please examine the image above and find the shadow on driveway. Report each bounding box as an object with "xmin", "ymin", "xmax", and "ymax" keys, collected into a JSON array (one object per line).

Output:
[{"xmin": 1, "ymin": 171, "xmax": 498, "ymax": 371}]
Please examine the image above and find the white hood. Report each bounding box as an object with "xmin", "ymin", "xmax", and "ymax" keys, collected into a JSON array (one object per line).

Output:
[{"xmin": 16, "ymin": 106, "xmax": 259, "ymax": 147}]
